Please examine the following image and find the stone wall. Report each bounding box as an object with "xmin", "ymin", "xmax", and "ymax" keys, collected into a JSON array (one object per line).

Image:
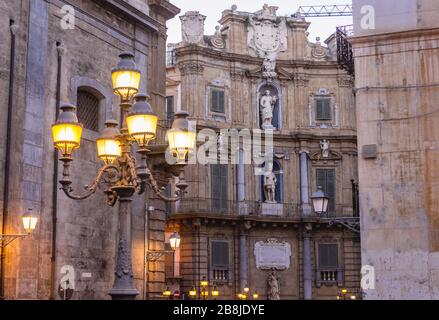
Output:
[{"xmin": 353, "ymin": 26, "xmax": 439, "ymax": 299}]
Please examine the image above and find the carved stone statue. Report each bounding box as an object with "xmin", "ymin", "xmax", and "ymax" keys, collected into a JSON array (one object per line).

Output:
[
  {"xmin": 320, "ymin": 139, "xmax": 330, "ymax": 158},
  {"xmin": 267, "ymin": 270, "xmax": 280, "ymax": 300},
  {"xmin": 260, "ymin": 90, "xmax": 277, "ymax": 130},
  {"xmin": 263, "ymin": 170, "xmax": 277, "ymax": 203}
]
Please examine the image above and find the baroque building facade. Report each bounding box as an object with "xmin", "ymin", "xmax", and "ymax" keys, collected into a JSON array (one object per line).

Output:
[
  {"xmin": 0, "ymin": 0, "xmax": 179, "ymax": 299},
  {"xmin": 164, "ymin": 5, "xmax": 361, "ymax": 300}
]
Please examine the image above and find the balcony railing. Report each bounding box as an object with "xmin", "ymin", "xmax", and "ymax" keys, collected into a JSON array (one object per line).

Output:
[
  {"xmin": 316, "ymin": 268, "xmax": 344, "ymax": 287},
  {"xmin": 336, "ymin": 24, "xmax": 354, "ymax": 75},
  {"xmin": 171, "ymin": 197, "xmax": 301, "ymax": 218}
]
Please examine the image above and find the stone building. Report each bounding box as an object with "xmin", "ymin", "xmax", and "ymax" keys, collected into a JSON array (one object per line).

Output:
[
  {"xmin": 164, "ymin": 5, "xmax": 361, "ymax": 300},
  {"xmin": 352, "ymin": 0, "xmax": 439, "ymax": 299},
  {"xmin": 0, "ymin": 0, "xmax": 179, "ymax": 299}
]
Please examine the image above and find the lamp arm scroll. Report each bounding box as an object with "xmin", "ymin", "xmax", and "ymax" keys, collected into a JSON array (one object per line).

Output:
[
  {"xmin": 60, "ymin": 163, "xmax": 119, "ymax": 200},
  {"xmin": 144, "ymin": 168, "xmax": 182, "ymax": 202}
]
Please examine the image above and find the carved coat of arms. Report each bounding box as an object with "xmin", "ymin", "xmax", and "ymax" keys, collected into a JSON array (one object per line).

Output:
[{"xmin": 180, "ymin": 11, "xmax": 206, "ymax": 44}]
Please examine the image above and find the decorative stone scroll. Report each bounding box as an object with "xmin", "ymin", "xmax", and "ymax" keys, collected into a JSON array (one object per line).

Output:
[{"xmin": 254, "ymin": 238, "xmax": 291, "ymax": 270}]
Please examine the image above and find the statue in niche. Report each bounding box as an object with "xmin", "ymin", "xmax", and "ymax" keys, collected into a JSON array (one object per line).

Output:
[
  {"xmin": 320, "ymin": 139, "xmax": 330, "ymax": 158},
  {"xmin": 267, "ymin": 270, "xmax": 280, "ymax": 300},
  {"xmin": 263, "ymin": 170, "xmax": 277, "ymax": 203},
  {"xmin": 260, "ymin": 89, "xmax": 277, "ymax": 130}
]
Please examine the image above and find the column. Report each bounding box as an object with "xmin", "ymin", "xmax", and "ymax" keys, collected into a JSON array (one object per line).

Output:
[
  {"xmin": 303, "ymin": 231, "xmax": 312, "ymax": 300},
  {"xmin": 299, "ymin": 151, "xmax": 311, "ymax": 216},
  {"xmin": 237, "ymin": 149, "xmax": 247, "ymax": 215},
  {"xmin": 239, "ymin": 232, "xmax": 248, "ymax": 291}
]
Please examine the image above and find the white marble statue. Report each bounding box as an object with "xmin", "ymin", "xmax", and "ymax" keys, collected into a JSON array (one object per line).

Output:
[
  {"xmin": 260, "ymin": 90, "xmax": 277, "ymax": 130},
  {"xmin": 267, "ymin": 270, "xmax": 280, "ymax": 300},
  {"xmin": 263, "ymin": 170, "xmax": 277, "ymax": 203},
  {"xmin": 320, "ymin": 139, "xmax": 330, "ymax": 158}
]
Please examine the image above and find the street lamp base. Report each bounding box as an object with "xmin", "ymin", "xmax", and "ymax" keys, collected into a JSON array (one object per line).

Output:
[{"xmin": 109, "ymin": 288, "xmax": 139, "ymax": 300}]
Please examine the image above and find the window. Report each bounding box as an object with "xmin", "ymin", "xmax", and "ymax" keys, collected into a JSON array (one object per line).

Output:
[
  {"xmin": 77, "ymin": 89, "xmax": 100, "ymax": 131},
  {"xmin": 316, "ymin": 169, "xmax": 336, "ymax": 214},
  {"xmin": 211, "ymin": 89, "xmax": 225, "ymax": 113},
  {"xmin": 318, "ymin": 243, "xmax": 338, "ymax": 268},
  {"xmin": 211, "ymin": 240, "xmax": 230, "ymax": 282},
  {"xmin": 317, "ymin": 243, "xmax": 341, "ymax": 285},
  {"xmin": 211, "ymin": 164, "xmax": 228, "ymax": 212},
  {"xmin": 315, "ymin": 98, "xmax": 332, "ymax": 121},
  {"xmin": 166, "ymin": 96, "xmax": 175, "ymax": 121}
]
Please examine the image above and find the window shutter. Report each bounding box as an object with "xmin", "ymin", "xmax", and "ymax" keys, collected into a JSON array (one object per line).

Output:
[
  {"xmin": 211, "ymin": 90, "xmax": 225, "ymax": 113},
  {"xmin": 316, "ymin": 169, "xmax": 336, "ymax": 214},
  {"xmin": 315, "ymin": 98, "xmax": 331, "ymax": 121},
  {"xmin": 326, "ymin": 170, "xmax": 336, "ymax": 213},
  {"xmin": 318, "ymin": 244, "xmax": 338, "ymax": 268},
  {"xmin": 323, "ymin": 99, "xmax": 331, "ymax": 120},
  {"xmin": 211, "ymin": 241, "xmax": 229, "ymax": 267},
  {"xmin": 211, "ymin": 164, "xmax": 228, "ymax": 211},
  {"xmin": 166, "ymin": 96, "xmax": 174, "ymax": 120}
]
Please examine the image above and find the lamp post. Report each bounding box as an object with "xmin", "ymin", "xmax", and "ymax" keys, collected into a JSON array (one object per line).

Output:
[
  {"xmin": 51, "ymin": 52, "xmax": 195, "ymax": 300},
  {"xmin": 0, "ymin": 208, "xmax": 38, "ymax": 248}
]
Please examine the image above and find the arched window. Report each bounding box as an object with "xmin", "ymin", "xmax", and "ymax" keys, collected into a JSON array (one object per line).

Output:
[
  {"xmin": 260, "ymin": 160, "xmax": 284, "ymax": 203},
  {"xmin": 76, "ymin": 88, "xmax": 100, "ymax": 132}
]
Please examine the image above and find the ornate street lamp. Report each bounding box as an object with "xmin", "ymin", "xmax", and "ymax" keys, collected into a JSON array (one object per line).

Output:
[
  {"xmin": 169, "ymin": 231, "xmax": 181, "ymax": 250},
  {"xmin": 311, "ymin": 186, "xmax": 329, "ymax": 215},
  {"xmin": 0, "ymin": 208, "xmax": 38, "ymax": 248},
  {"xmin": 146, "ymin": 231, "xmax": 181, "ymax": 262},
  {"xmin": 167, "ymin": 111, "xmax": 196, "ymax": 163},
  {"xmin": 51, "ymin": 52, "xmax": 194, "ymax": 300}
]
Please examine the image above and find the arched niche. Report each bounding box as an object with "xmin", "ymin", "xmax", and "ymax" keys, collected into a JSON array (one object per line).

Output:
[{"xmin": 257, "ymin": 80, "xmax": 282, "ymax": 130}]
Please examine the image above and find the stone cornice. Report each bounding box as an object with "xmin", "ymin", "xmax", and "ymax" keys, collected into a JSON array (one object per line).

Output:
[
  {"xmin": 147, "ymin": 0, "xmax": 180, "ymax": 20},
  {"xmin": 97, "ymin": 0, "xmax": 161, "ymax": 32},
  {"xmin": 175, "ymin": 45, "xmax": 343, "ymax": 71},
  {"xmin": 349, "ymin": 27, "xmax": 439, "ymax": 46}
]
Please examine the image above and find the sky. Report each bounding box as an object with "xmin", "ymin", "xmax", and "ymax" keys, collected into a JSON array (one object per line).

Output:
[{"xmin": 166, "ymin": 0, "xmax": 353, "ymax": 45}]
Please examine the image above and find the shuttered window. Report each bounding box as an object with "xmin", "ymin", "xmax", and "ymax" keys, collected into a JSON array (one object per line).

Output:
[
  {"xmin": 318, "ymin": 243, "xmax": 339, "ymax": 268},
  {"xmin": 164, "ymin": 243, "xmax": 175, "ymax": 278},
  {"xmin": 211, "ymin": 89, "xmax": 225, "ymax": 113},
  {"xmin": 77, "ymin": 89, "xmax": 100, "ymax": 131},
  {"xmin": 211, "ymin": 241, "xmax": 229, "ymax": 267},
  {"xmin": 166, "ymin": 96, "xmax": 174, "ymax": 121},
  {"xmin": 316, "ymin": 169, "xmax": 336, "ymax": 214},
  {"xmin": 211, "ymin": 164, "xmax": 228, "ymax": 212},
  {"xmin": 316, "ymin": 98, "xmax": 332, "ymax": 121}
]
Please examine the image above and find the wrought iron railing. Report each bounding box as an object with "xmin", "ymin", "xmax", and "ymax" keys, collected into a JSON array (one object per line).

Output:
[
  {"xmin": 336, "ymin": 24, "xmax": 354, "ymax": 75},
  {"xmin": 171, "ymin": 198, "xmax": 301, "ymax": 218}
]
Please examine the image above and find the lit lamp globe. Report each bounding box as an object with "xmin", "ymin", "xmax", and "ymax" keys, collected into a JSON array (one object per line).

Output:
[
  {"xmin": 212, "ymin": 286, "xmax": 219, "ymax": 298},
  {"xmin": 200, "ymin": 276, "xmax": 208, "ymax": 288},
  {"xmin": 169, "ymin": 232, "xmax": 181, "ymax": 250},
  {"xmin": 111, "ymin": 52, "xmax": 141, "ymax": 101},
  {"xmin": 189, "ymin": 287, "xmax": 197, "ymax": 298},
  {"xmin": 96, "ymin": 120, "xmax": 122, "ymax": 164},
  {"xmin": 252, "ymin": 291, "xmax": 259, "ymax": 299},
  {"xmin": 162, "ymin": 287, "xmax": 172, "ymax": 298},
  {"xmin": 22, "ymin": 209, "xmax": 38, "ymax": 234},
  {"xmin": 166, "ymin": 111, "xmax": 196, "ymax": 163},
  {"xmin": 52, "ymin": 104, "xmax": 83, "ymax": 160},
  {"xmin": 311, "ymin": 186, "xmax": 329, "ymax": 215},
  {"xmin": 126, "ymin": 94, "xmax": 158, "ymax": 150}
]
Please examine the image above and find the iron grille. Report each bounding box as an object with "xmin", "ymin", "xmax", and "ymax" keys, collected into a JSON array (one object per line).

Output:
[
  {"xmin": 77, "ymin": 90, "xmax": 99, "ymax": 132},
  {"xmin": 336, "ymin": 25, "xmax": 354, "ymax": 75}
]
